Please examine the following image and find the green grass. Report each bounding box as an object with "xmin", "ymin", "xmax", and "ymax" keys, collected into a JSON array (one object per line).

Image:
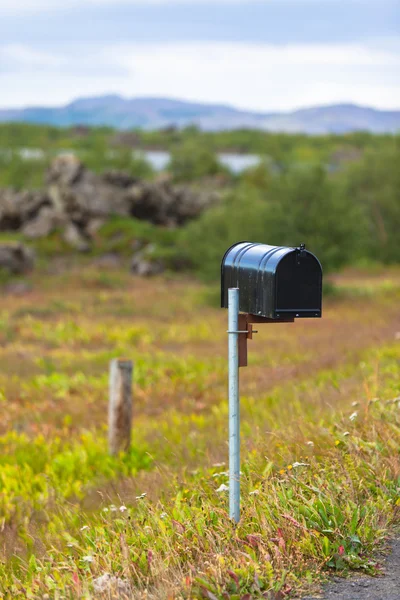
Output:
[
  {"xmin": 0, "ymin": 340, "xmax": 399, "ymax": 598},
  {"xmin": 0, "ymin": 431, "xmax": 152, "ymax": 525},
  {"xmin": 0, "ymin": 216, "xmax": 177, "ymax": 269}
]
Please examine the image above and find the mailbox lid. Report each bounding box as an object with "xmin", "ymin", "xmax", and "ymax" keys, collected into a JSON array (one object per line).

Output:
[
  {"xmin": 221, "ymin": 242, "xmax": 292, "ymax": 317},
  {"xmin": 221, "ymin": 241, "xmax": 322, "ymax": 319}
]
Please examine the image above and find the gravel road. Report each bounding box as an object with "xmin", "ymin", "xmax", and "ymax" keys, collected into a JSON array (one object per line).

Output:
[{"xmin": 302, "ymin": 539, "xmax": 400, "ymax": 600}]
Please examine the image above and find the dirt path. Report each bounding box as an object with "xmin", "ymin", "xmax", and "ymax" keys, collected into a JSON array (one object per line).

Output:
[{"xmin": 303, "ymin": 539, "xmax": 400, "ymax": 600}]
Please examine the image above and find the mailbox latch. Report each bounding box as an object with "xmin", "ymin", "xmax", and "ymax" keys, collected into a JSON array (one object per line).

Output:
[{"xmin": 296, "ymin": 243, "xmax": 307, "ymax": 265}]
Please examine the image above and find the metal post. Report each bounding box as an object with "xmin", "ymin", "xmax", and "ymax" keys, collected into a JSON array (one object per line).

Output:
[{"xmin": 228, "ymin": 288, "xmax": 240, "ymax": 523}]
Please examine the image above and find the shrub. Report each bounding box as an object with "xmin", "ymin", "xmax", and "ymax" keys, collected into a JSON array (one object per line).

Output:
[
  {"xmin": 177, "ymin": 164, "xmax": 366, "ymax": 279},
  {"xmin": 342, "ymin": 141, "xmax": 400, "ymax": 263},
  {"xmin": 168, "ymin": 140, "xmax": 230, "ymax": 182}
]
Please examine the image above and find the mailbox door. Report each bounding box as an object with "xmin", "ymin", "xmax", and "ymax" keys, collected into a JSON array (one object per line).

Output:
[{"xmin": 275, "ymin": 251, "xmax": 322, "ymax": 318}]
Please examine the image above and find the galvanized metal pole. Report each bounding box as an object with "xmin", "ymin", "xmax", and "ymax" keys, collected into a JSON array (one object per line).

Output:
[{"xmin": 228, "ymin": 287, "xmax": 240, "ymax": 523}]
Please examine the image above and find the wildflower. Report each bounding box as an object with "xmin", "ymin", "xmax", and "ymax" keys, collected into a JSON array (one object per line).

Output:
[
  {"xmin": 136, "ymin": 493, "xmax": 147, "ymax": 500},
  {"xmin": 306, "ymin": 441, "xmax": 314, "ymax": 447},
  {"xmin": 349, "ymin": 412, "xmax": 358, "ymax": 421},
  {"xmin": 119, "ymin": 505, "xmax": 128, "ymax": 513},
  {"xmin": 287, "ymin": 465, "xmax": 293, "ymax": 471},
  {"xmin": 82, "ymin": 555, "xmax": 93, "ymax": 563},
  {"xmin": 80, "ymin": 525, "xmax": 89, "ymax": 531},
  {"xmin": 343, "ymin": 431, "xmax": 350, "ymax": 437},
  {"xmin": 160, "ymin": 512, "xmax": 168, "ymax": 519},
  {"xmin": 102, "ymin": 508, "xmax": 109, "ymax": 513},
  {"xmin": 216, "ymin": 484, "xmax": 229, "ymax": 493},
  {"xmin": 249, "ymin": 489, "xmax": 260, "ymax": 496},
  {"xmin": 279, "ymin": 469, "xmax": 286, "ymax": 475},
  {"xmin": 212, "ymin": 471, "xmax": 228, "ymax": 478},
  {"xmin": 93, "ymin": 574, "xmax": 130, "ymax": 595},
  {"xmin": 110, "ymin": 505, "xmax": 117, "ymax": 512},
  {"xmin": 292, "ymin": 462, "xmax": 309, "ymax": 468}
]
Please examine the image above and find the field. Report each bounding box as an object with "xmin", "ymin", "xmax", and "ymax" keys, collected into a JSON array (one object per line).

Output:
[{"xmin": 0, "ymin": 263, "xmax": 399, "ymax": 599}]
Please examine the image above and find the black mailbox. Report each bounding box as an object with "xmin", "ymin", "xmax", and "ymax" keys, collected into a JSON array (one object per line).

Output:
[{"xmin": 221, "ymin": 242, "xmax": 322, "ymax": 319}]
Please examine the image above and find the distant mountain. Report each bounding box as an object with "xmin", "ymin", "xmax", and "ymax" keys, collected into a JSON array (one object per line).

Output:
[{"xmin": 0, "ymin": 96, "xmax": 399, "ymax": 134}]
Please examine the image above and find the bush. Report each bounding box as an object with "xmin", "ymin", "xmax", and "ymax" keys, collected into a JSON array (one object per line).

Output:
[
  {"xmin": 0, "ymin": 152, "xmax": 48, "ymax": 190},
  {"xmin": 84, "ymin": 144, "xmax": 154, "ymax": 179},
  {"xmin": 176, "ymin": 164, "xmax": 366, "ymax": 279},
  {"xmin": 342, "ymin": 141, "xmax": 400, "ymax": 263},
  {"xmin": 167, "ymin": 140, "xmax": 230, "ymax": 182}
]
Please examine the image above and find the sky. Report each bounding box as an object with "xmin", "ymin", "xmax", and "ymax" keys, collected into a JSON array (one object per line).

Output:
[{"xmin": 0, "ymin": 0, "xmax": 399, "ymax": 112}]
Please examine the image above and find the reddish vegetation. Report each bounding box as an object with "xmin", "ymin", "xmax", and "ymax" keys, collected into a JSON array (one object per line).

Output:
[{"xmin": 1, "ymin": 267, "xmax": 399, "ymax": 438}]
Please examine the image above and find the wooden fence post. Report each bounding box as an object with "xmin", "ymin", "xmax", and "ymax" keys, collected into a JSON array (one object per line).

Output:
[{"xmin": 108, "ymin": 359, "xmax": 133, "ymax": 455}]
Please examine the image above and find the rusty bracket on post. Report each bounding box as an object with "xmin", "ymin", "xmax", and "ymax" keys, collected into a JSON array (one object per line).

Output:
[{"xmin": 238, "ymin": 313, "xmax": 294, "ymax": 368}]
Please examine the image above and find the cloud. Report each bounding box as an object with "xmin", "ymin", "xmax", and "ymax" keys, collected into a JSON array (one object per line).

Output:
[
  {"xmin": 0, "ymin": 44, "xmax": 64, "ymax": 70},
  {"xmin": 1, "ymin": 41, "xmax": 399, "ymax": 110}
]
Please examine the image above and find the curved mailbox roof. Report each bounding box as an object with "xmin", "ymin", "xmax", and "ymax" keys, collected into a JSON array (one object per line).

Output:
[{"xmin": 221, "ymin": 241, "xmax": 322, "ymax": 319}]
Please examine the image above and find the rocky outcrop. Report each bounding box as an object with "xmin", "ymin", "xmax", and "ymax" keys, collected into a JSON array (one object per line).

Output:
[
  {"xmin": 0, "ymin": 189, "xmax": 49, "ymax": 231},
  {"xmin": 21, "ymin": 206, "xmax": 66, "ymax": 238},
  {"xmin": 128, "ymin": 179, "xmax": 217, "ymax": 226},
  {"xmin": 130, "ymin": 244, "xmax": 165, "ymax": 277},
  {"xmin": 45, "ymin": 155, "xmax": 218, "ymax": 230},
  {"xmin": 0, "ymin": 243, "xmax": 35, "ymax": 274},
  {"xmin": 45, "ymin": 155, "xmax": 133, "ymax": 229},
  {"xmin": 0, "ymin": 155, "xmax": 219, "ymax": 264},
  {"xmin": 62, "ymin": 222, "xmax": 91, "ymax": 252}
]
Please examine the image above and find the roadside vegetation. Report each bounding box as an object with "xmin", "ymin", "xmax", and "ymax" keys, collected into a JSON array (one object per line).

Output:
[{"xmin": 0, "ymin": 267, "xmax": 399, "ymax": 598}]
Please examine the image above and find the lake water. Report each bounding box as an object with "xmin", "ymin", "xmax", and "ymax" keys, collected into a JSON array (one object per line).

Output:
[
  {"xmin": 142, "ymin": 150, "xmax": 261, "ymax": 173},
  {"xmin": 7, "ymin": 148, "xmax": 262, "ymax": 174}
]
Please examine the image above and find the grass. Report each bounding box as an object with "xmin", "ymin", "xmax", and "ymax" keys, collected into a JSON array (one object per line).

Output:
[
  {"xmin": 0, "ymin": 265, "xmax": 399, "ymax": 598},
  {"xmin": 0, "ymin": 217, "xmax": 180, "ymax": 277}
]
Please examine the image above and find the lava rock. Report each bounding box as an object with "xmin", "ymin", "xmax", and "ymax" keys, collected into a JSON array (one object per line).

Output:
[
  {"xmin": 0, "ymin": 243, "xmax": 35, "ymax": 274},
  {"xmin": 131, "ymin": 244, "xmax": 165, "ymax": 276},
  {"xmin": 22, "ymin": 206, "xmax": 66, "ymax": 238},
  {"xmin": 62, "ymin": 223, "xmax": 91, "ymax": 252},
  {"xmin": 0, "ymin": 188, "xmax": 49, "ymax": 231}
]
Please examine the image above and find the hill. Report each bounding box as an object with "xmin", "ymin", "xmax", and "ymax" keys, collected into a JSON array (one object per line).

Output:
[{"xmin": 0, "ymin": 96, "xmax": 399, "ymax": 133}]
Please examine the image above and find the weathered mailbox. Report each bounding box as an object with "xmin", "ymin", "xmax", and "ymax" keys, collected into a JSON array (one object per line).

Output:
[
  {"xmin": 221, "ymin": 241, "xmax": 322, "ymax": 320},
  {"xmin": 222, "ymin": 241, "xmax": 322, "ymax": 524}
]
